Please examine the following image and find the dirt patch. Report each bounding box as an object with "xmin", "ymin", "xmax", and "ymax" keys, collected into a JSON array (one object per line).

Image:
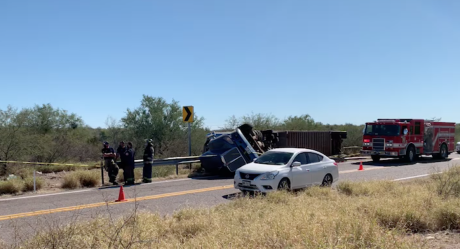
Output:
[{"xmin": 414, "ymin": 231, "xmax": 460, "ymax": 249}]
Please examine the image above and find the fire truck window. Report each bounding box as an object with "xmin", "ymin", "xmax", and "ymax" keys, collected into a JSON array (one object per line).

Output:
[
  {"xmin": 410, "ymin": 126, "xmax": 413, "ymax": 135},
  {"xmin": 415, "ymin": 122, "xmax": 421, "ymax": 135},
  {"xmin": 364, "ymin": 124, "xmax": 401, "ymax": 136}
]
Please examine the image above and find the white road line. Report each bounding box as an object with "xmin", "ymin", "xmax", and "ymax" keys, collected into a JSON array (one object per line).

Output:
[
  {"xmin": 0, "ymin": 178, "xmax": 194, "ymax": 202},
  {"xmin": 0, "ymin": 189, "xmax": 94, "ymax": 202},
  {"xmin": 393, "ymin": 174, "xmax": 431, "ymax": 181}
]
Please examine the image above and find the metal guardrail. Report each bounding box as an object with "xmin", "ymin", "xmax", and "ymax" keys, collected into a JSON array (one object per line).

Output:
[{"xmin": 100, "ymin": 155, "xmax": 217, "ymax": 185}]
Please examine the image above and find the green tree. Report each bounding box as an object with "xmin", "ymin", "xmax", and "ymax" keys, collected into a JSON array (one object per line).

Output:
[
  {"xmin": 20, "ymin": 104, "xmax": 89, "ymax": 163},
  {"xmin": 282, "ymin": 114, "xmax": 318, "ymax": 130},
  {"xmin": 223, "ymin": 112, "xmax": 282, "ymax": 130},
  {"xmin": 0, "ymin": 106, "xmax": 30, "ymax": 174},
  {"xmin": 23, "ymin": 104, "xmax": 83, "ymax": 134},
  {"xmin": 121, "ymin": 95, "xmax": 208, "ymax": 157}
]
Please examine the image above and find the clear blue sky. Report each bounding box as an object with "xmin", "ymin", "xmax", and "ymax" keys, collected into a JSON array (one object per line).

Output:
[{"xmin": 1, "ymin": 0, "xmax": 459, "ymax": 130}]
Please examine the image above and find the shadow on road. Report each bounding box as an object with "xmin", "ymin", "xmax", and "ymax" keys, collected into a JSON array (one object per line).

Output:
[
  {"xmin": 98, "ymin": 182, "xmax": 143, "ymax": 190},
  {"xmin": 350, "ymin": 157, "xmax": 452, "ymax": 167},
  {"xmin": 222, "ymin": 191, "xmax": 266, "ymax": 200},
  {"xmin": 189, "ymin": 175, "xmax": 234, "ymax": 181},
  {"xmin": 222, "ymin": 192, "xmax": 241, "ymax": 200},
  {"xmin": 187, "ymin": 171, "xmax": 235, "ymax": 181}
]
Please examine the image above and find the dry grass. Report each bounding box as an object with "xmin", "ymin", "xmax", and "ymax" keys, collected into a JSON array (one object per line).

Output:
[
  {"xmin": 61, "ymin": 170, "xmax": 100, "ymax": 189},
  {"xmin": 23, "ymin": 177, "xmax": 44, "ymax": 192},
  {"xmin": 61, "ymin": 174, "xmax": 79, "ymax": 189},
  {"xmin": 0, "ymin": 179, "xmax": 24, "ymax": 195},
  {"xmin": 429, "ymin": 165, "xmax": 460, "ymax": 199},
  {"xmin": 14, "ymin": 165, "xmax": 460, "ymax": 248},
  {"xmin": 6, "ymin": 163, "xmax": 99, "ymax": 176},
  {"xmin": 15, "ymin": 186, "xmax": 422, "ymax": 248},
  {"xmin": 36, "ymin": 165, "xmax": 77, "ymax": 173},
  {"xmin": 0, "ymin": 173, "xmax": 44, "ymax": 195}
]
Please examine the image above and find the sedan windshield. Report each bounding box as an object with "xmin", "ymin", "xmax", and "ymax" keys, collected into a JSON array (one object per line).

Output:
[{"xmin": 254, "ymin": 151, "xmax": 293, "ymax": 165}]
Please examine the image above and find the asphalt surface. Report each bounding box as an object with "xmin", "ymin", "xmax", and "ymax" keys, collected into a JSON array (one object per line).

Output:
[{"xmin": 1, "ymin": 153, "xmax": 460, "ymax": 245}]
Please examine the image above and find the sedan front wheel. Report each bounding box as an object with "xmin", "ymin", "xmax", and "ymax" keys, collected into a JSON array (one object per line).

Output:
[
  {"xmin": 277, "ymin": 178, "xmax": 290, "ymax": 191},
  {"xmin": 321, "ymin": 174, "xmax": 333, "ymax": 187}
]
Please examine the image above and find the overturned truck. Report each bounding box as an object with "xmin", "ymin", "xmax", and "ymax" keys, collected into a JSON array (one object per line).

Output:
[{"xmin": 199, "ymin": 124, "xmax": 347, "ymax": 174}]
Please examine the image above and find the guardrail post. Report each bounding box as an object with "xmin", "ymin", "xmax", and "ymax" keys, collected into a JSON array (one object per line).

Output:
[
  {"xmin": 100, "ymin": 160, "xmax": 104, "ymax": 186},
  {"xmin": 188, "ymin": 123, "xmax": 191, "ymax": 156},
  {"xmin": 33, "ymin": 164, "xmax": 36, "ymax": 193},
  {"xmin": 176, "ymin": 163, "xmax": 179, "ymax": 175}
]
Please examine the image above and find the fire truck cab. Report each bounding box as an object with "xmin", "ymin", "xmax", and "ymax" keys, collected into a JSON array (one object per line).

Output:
[{"xmin": 361, "ymin": 119, "xmax": 456, "ymax": 163}]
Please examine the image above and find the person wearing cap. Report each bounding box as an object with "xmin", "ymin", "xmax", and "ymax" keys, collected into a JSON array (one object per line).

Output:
[
  {"xmin": 101, "ymin": 142, "xmax": 119, "ymax": 185},
  {"xmin": 123, "ymin": 142, "xmax": 136, "ymax": 185},
  {"xmin": 142, "ymin": 139, "xmax": 154, "ymax": 183}
]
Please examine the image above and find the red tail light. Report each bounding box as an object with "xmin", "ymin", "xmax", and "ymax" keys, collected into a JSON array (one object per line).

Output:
[
  {"xmin": 363, "ymin": 139, "xmax": 370, "ymax": 143},
  {"xmin": 333, "ymin": 162, "xmax": 338, "ymax": 167}
]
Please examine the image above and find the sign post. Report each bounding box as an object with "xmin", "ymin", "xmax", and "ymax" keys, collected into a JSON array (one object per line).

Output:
[{"xmin": 182, "ymin": 106, "xmax": 194, "ymax": 156}]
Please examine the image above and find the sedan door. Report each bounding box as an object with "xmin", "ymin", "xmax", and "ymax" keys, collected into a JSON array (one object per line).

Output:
[
  {"xmin": 306, "ymin": 152, "xmax": 326, "ymax": 185},
  {"xmin": 290, "ymin": 152, "xmax": 311, "ymax": 189}
]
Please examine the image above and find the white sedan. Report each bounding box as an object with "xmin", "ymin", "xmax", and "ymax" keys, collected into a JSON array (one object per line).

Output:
[{"xmin": 234, "ymin": 148, "xmax": 339, "ymax": 193}]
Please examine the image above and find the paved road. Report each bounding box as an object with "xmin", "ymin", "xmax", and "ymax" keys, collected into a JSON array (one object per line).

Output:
[{"xmin": 1, "ymin": 153, "xmax": 460, "ymax": 245}]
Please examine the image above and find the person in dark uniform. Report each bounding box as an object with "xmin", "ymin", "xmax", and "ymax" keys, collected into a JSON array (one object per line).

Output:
[
  {"xmin": 116, "ymin": 141, "xmax": 127, "ymax": 181},
  {"xmin": 101, "ymin": 141, "xmax": 119, "ymax": 185},
  {"xmin": 142, "ymin": 139, "xmax": 154, "ymax": 183},
  {"xmin": 123, "ymin": 142, "xmax": 136, "ymax": 185}
]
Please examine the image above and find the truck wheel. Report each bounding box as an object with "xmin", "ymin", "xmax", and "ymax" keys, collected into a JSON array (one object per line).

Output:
[
  {"xmin": 371, "ymin": 155, "xmax": 380, "ymax": 162},
  {"xmin": 440, "ymin": 144, "xmax": 448, "ymax": 159},
  {"xmin": 406, "ymin": 146, "xmax": 415, "ymax": 163}
]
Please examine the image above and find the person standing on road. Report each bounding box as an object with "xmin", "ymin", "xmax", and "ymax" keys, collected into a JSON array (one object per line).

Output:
[
  {"xmin": 101, "ymin": 141, "xmax": 119, "ymax": 185},
  {"xmin": 142, "ymin": 139, "xmax": 154, "ymax": 183},
  {"xmin": 123, "ymin": 142, "xmax": 136, "ymax": 185},
  {"xmin": 116, "ymin": 141, "xmax": 128, "ymax": 182}
]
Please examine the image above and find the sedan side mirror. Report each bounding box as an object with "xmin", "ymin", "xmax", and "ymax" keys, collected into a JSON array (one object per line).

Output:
[{"xmin": 291, "ymin": 161, "xmax": 301, "ymax": 167}]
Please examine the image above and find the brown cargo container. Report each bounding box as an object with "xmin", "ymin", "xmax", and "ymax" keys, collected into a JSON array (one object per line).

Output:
[{"xmin": 275, "ymin": 131, "xmax": 347, "ymax": 156}]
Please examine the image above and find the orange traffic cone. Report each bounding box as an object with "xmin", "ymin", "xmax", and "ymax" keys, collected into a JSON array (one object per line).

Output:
[
  {"xmin": 358, "ymin": 162, "xmax": 364, "ymax": 171},
  {"xmin": 115, "ymin": 186, "xmax": 127, "ymax": 202}
]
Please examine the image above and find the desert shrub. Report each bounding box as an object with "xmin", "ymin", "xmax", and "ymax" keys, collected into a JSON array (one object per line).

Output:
[
  {"xmin": 23, "ymin": 177, "xmax": 44, "ymax": 192},
  {"xmin": 0, "ymin": 179, "xmax": 24, "ymax": 195}
]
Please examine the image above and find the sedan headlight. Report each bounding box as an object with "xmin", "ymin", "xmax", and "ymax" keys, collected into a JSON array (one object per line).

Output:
[{"xmin": 259, "ymin": 171, "xmax": 279, "ymax": 180}]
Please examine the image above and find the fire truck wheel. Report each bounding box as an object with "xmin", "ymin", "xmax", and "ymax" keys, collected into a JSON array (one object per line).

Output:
[
  {"xmin": 406, "ymin": 146, "xmax": 415, "ymax": 163},
  {"xmin": 440, "ymin": 144, "xmax": 448, "ymax": 159}
]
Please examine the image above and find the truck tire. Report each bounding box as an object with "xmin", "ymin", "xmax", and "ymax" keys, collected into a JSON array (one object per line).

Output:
[
  {"xmin": 440, "ymin": 144, "xmax": 448, "ymax": 159},
  {"xmin": 405, "ymin": 146, "xmax": 415, "ymax": 163},
  {"xmin": 371, "ymin": 155, "xmax": 380, "ymax": 162}
]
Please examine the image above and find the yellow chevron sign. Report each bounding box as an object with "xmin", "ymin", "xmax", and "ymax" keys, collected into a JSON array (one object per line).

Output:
[{"xmin": 182, "ymin": 106, "xmax": 193, "ymax": 122}]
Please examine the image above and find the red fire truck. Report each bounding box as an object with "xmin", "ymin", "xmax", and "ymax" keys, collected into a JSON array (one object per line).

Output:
[{"xmin": 361, "ymin": 119, "xmax": 456, "ymax": 162}]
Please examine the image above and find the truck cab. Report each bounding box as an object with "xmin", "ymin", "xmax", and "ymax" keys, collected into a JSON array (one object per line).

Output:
[{"xmin": 361, "ymin": 120, "xmax": 407, "ymax": 162}]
